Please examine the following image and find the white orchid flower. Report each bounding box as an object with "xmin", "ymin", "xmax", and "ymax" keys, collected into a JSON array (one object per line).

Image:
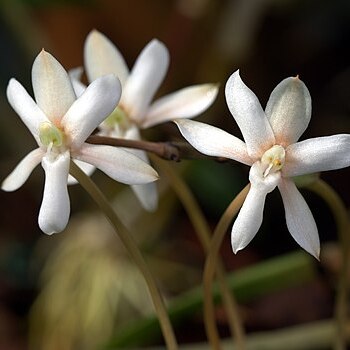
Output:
[
  {"xmin": 76, "ymin": 30, "xmax": 219, "ymax": 212},
  {"xmin": 1, "ymin": 50, "xmax": 159, "ymax": 235},
  {"xmin": 176, "ymin": 70, "xmax": 350, "ymax": 259}
]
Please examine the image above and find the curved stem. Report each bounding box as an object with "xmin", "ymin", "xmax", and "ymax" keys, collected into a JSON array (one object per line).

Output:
[
  {"xmin": 152, "ymin": 156, "xmax": 246, "ymax": 348},
  {"xmin": 69, "ymin": 161, "xmax": 178, "ymax": 350},
  {"xmin": 307, "ymin": 179, "xmax": 350, "ymax": 350},
  {"xmin": 203, "ymin": 184, "xmax": 250, "ymax": 350}
]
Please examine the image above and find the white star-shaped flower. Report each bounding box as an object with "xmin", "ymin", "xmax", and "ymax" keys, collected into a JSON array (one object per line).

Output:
[
  {"xmin": 75, "ymin": 30, "xmax": 218, "ymax": 211},
  {"xmin": 1, "ymin": 50, "xmax": 158, "ymax": 235},
  {"xmin": 176, "ymin": 70, "xmax": 350, "ymax": 259}
]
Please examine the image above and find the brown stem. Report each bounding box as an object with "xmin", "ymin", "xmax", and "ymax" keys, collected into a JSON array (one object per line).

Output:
[{"xmin": 86, "ymin": 135, "xmax": 229, "ymax": 163}]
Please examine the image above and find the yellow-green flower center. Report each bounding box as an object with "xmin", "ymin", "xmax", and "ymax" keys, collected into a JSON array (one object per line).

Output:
[
  {"xmin": 103, "ymin": 106, "xmax": 131, "ymax": 130},
  {"xmin": 261, "ymin": 145, "xmax": 285, "ymax": 177},
  {"xmin": 39, "ymin": 122, "xmax": 64, "ymax": 149}
]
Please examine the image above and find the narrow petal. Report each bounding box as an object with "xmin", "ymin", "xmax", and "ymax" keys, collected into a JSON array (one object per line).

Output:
[
  {"xmin": 121, "ymin": 39, "xmax": 169, "ymax": 121},
  {"xmin": 142, "ymin": 83, "xmax": 219, "ymax": 128},
  {"xmin": 175, "ymin": 119, "xmax": 252, "ymax": 165},
  {"xmin": 278, "ymin": 178, "xmax": 320, "ymax": 259},
  {"xmin": 74, "ymin": 143, "xmax": 159, "ymax": 185},
  {"xmin": 84, "ymin": 30, "xmax": 129, "ymax": 86},
  {"xmin": 266, "ymin": 76, "xmax": 311, "ymax": 146},
  {"xmin": 231, "ymin": 162, "xmax": 280, "ymax": 253},
  {"xmin": 32, "ymin": 50, "xmax": 76, "ymax": 123},
  {"xmin": 62, "ymin": 75, "xmax": 121, "ymax": 148},
  {"xmin": 113, "ymin": 125, "xmax": 158, "ymax": 211},
  {"xmin": 131, "ymin": 183, "xmax": 158, "ymax": 212},
  {"xmin": 67, "ymin": 160, "xmax": 95, "ymax": 185},
  {"xmin": 225, "ymin": 70, "xmax": 275, "ymax": 158},
  {"xmin": 283, "ymin": 134, "xmax": 350, "ymax": 177},
  {"xmin": 2, "ymin": 148, "xmax": 44, "ymax": 191},
  {"xmin": 68, "ymin": 67, "xmax": 87, "ymax": 97},
  {"xmin": 7, "ymin": 79, "xmax": 48, "ymax": 144},
  {"xmin": 39, "ymin": 151, "xmax": 70, "ymax": 234}
]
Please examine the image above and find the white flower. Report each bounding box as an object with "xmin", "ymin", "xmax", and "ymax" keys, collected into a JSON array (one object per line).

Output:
[
  {"xmin": 76, "ymin": 30, "xmax": 219, "ymax": 212},
  {"xmin": 175, "ymin": 70, "xmax": 350, "ymax": 259},
  {"xmin": 1, "ymin": 50, "xmax": 159, "ymax": 235}
]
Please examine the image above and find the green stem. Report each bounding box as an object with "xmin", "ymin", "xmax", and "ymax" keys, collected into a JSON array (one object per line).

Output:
[
  {"xmin": 69, "ymin": 161, "xmax": 178, "ymax": 350},
  {"xmin": 105, "ymin": 250, "xmax": 315, "ymax": 348},
  {"xmin": 152, "ymin": 156, "xmax": 246, "ymax": 348},
  {"xmin": 203, "ymin": 184, "xmax": 250, "ymax": 350},
  {"xmin": 307, "ymin": 179, "xmax": 350, "ymax": 350}
]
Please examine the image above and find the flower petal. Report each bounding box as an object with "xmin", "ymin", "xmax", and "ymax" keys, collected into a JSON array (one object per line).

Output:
[
  {"xmin": 67, "ymin": 160, "xmax": 95, "ymax": 185},
  {"xmin": 2, "ymin": 148, "xmax": 44, "ymax": 191},
  {"xmin": 266, "ymin": 76, "xmax": 311, "ymax": 146},
  {"xmin": 7, "ymin": 78, "xmax": 48, "ymax": 144},
  {"xmin": 74, "ymin": 143, "xmax": 159, "ymax": 185},
  {"xmin": 62, "ymin": 74, "xmax": 121, "ymax": 148},
  {"xmin": 283, "ymin": 134, "xmax": 350, "ymax": 177},
  {"xmin": 32, "ymin": 50, "xmax": 76, "ymax": 123},
  {"xmin": 142, "ymin": 83, "xmax": 219, "ymax": 128},
  {"xmin": 278, "ymin": 178, "xmax": 320, "ymax": 259},
  {"xmin": 175, "ymin": 119, "xmax": 252, "ymax": 165},
  {"xmin": 84, "ymin": 30, "xmax": 129, "ymax": 86},
  {"xmin": 115, "ymin": 125, "xmax": 158, "ymax": 211},
  {"xmin": 225, "ymin": 70, "xmax": 275, "ymax": 158},
  {"xmin": 131, "ymin": 183, "xmax": 158, "ymax": 212},
  {"xmin": 68, "ymin": 67, "xmax": 86, "ymax": 97},
  {"xmin": 121, "ymin": 39, "xmax": 169, "ymax": 121},
  {"xmin": 231, "ymin": 162, "xmax": 280, "ymax": 253},
  {"xmin": 39, "ymin": 151, "xmax": 70, "ymax": 234}
]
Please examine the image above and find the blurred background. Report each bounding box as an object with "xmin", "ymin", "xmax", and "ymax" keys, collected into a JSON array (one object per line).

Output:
[{"xmin": 0, "ymin": 0, "xmax": 349, "ymax": 349}]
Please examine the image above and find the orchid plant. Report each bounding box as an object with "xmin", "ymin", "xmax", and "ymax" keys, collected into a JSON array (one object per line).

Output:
[{"xmin": 2, "ymin": 31, "xmax": 350, "ymax": 350}]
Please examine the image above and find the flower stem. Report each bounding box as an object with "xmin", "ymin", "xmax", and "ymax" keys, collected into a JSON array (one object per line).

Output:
[
  {"xmin": 69, "ymin": 161, "xmax": 178, "ymax": 350},
  {"xmin": 307, "ymin": 179, "xmax": 350, "ymax": 350},
  {"xmin": 87, "ymin": 135, "xmax": 230, "ymax": 162},
  {"xmin": 203, "ymin": 184, "xmax": 250, "ymax": 350},
  {"xmin": 152, "ymin": 156, "xmax": 247, "ymax": 348}
]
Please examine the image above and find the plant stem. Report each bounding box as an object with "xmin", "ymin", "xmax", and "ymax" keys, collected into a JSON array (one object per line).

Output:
[
  {"xmin": 86, "ymin": 135, "xmax": 230, "ymax": 162},
  {"xmin": 203, "ymin": 184, "xmax": 250, "ymax": 350},
  {"xmin": 307, "ymin": 179, "xmax": 350, "ymax": 350},
  {"xmin": 105, "ymin": 250, "xmax": 315, "ymax": 348},
  {"xmin": 69, "ymin": 161, "xmax": 178, "ymax": 350},
  {"xmin": 152, "ymin": 156, "xmax": 246, "ymax": 348}
]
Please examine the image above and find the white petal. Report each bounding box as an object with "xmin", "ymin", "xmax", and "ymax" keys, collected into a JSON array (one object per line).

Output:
[
  {"xmin": 142, "ymin": 84, "xmax": 219, "ymax": 128},
  {"xmin": 131, "ymin": 183, "xmax": 158, "ymax": 212},
  {"xmin": 128, "ymin": 148, "xmax": 159, "ymax": 212},
  {"xmin": 68, "ymin": 67, "xmax": 87, "ymax": 97},
  {"xmin": 84, "ymin": 30, "xmax": 129, "ymax": 86},
  {"xmin": 231, "ymin": 162, "xmax": 280, "ymax": 253},
  {"xmin": 67, "ymin": 160, "xmax": 95, "ymax": 185},
  {"xmin": 62, "ymin": 74, "xmax": 121, "ymax": 148},
  {"xmin": 266, "ymin": 76, "xmax": 311, "ymax": 146},
  {"xmin": 278, "ymin": 178, "xmax": 320, "ymax": 259},
  {"xmin": 2, "ymin": 148, "xmax": 44, "ymax": 191},
  {"xmin": 283, "ymin": 134, "xmax": 350, "ymax": 177},
  {"xmin": 99, "ymin": 124, "xmax": 159, "ymax": 211},
  {"xmin": 225, "ymin": 70, "xmax": 275, "ymax": 158},
  {"xmin": 121, "ymin": 39, "xmax": 169, "ymax": 121},
  {"xmin": 175, "ymin": 119, "xmax": 252, "ymax": 165},
  {"xmin": 6, "ymin": 79, "xmax": 48, "ymax": 144},
  {"xmin": 39, "ymin": 151, "xmax": 70, "ymax": 234},
  {"xmin": 74, "ymin": 143, "xmax": 159, "ymax": 185},
  {"xmin": 32, "ymin": 50, "xmax": 76, "ymax": 123}
]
